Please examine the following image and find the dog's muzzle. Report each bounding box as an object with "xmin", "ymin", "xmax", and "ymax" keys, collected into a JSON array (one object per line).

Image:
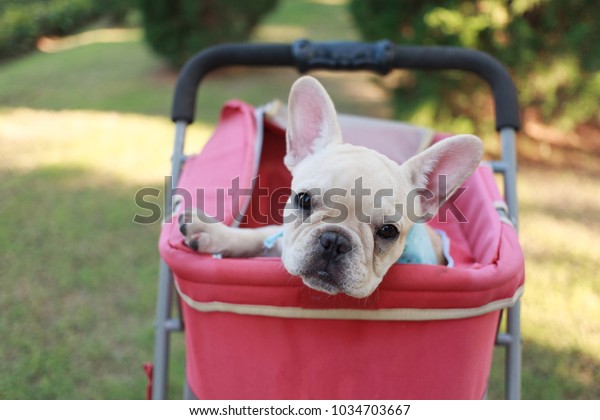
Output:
[{"xmin": 294, "ymin": 230, "xmax": 358, "ymax": 295}]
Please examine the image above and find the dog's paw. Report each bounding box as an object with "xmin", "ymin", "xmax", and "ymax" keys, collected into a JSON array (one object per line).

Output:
[{"xmin": 178, "ymin": 209, "xmax": 229, "ymax": 254}]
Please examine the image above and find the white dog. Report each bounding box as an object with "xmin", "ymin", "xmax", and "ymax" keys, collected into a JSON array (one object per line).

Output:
[{"xmin": 179, "ymin": 76, "xmax": 483, "ymax": 298}]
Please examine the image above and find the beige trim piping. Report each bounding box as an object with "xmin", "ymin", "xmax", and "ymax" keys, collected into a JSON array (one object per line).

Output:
[
  {"xmin": 175, "ymin": 282, "xmax": 524, "ymax": 321},
  {"xmin": 493, "ymin": 200, "xmax": 515, "ymax": 227}
]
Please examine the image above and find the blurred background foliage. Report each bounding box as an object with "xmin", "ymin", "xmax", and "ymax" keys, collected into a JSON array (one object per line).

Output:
[
  {"xmin": 0, "ymin": 0, "xmax": 279, "ymax": 67},
  {"xmin": 0, "ymin": 0, "xmax": 138, "ymax": 58},
  {"xmin": 3, "ymin": 0, "xmax": 598, "ymax": 152},
  {"xmin": 138, "ymin": 0, "xmax": 278, "ymax": 68},
  {"xmin": 349, "ymin": 0, "xmax": 600, "ymax": 164}
]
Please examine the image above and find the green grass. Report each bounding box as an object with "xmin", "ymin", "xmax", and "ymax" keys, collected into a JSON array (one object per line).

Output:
[
  {"xmin": 0, "ymin": 108, "xmax": 209, "ymax": 398},
  {"xmin": 487, "ymin": 166, "xmax": 600, "ymax": 399},
  {"xmin": 255, "ymin": 0, "xmax": 360, "ymax": 42},
  {"xmin": 0, "ymin": 166, "xmax": 156, "ymax": 398},
  {"xmin": 0, "ymin": 32, "xmax": 172, "ymax": 116},
  {"xmin": 0, "ymin": 0, "xmax": 599, "ymax": 400}
]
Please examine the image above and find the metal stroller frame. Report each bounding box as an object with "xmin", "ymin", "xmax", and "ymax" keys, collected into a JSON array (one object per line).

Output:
[{"xmin": 151, "ymin": 40, "xmax": 522, "ymax": 399}]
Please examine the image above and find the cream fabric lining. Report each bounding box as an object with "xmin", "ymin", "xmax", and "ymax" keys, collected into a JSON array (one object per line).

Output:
[{"xmin": 174, "ymin": 282, "xmax": 524, "ymax": 321}]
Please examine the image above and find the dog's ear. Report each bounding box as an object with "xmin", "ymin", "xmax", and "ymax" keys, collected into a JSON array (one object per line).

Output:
[
  {"xmin": 401, "ymin": 135, "xmax": 484, "ymax": 219},
  {"xmin": 285, "ymin": 76, "xmax": 342, "ymax": 171}
]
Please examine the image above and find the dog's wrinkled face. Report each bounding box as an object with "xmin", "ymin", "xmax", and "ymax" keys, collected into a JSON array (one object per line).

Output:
[
  {"xmin": 281, "ymin": 76, "xmax": 483, "ymax": 298},
  {"xmin": 282, "ymin": 144, "xmax": 414, "ymax": 298}
]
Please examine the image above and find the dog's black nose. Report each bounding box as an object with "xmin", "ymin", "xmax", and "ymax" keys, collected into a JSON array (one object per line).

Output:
[{"xmin": 319, "ymin": 231, "xmax": 352, "ymax": 261}]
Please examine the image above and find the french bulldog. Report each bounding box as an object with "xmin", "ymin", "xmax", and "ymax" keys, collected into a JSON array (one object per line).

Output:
[{"xmin": 179, "ymin": 76, "xmax": 483, "ymax": 298}]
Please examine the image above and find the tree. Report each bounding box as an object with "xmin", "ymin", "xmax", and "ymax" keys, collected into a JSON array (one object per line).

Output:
[
  {"xmin": 349, "ymin": 0, "xmax": 599, "ymax": 140},
  {"xmin": 139, "ymin": 0, "xmax": 278, "ymax": 68}
]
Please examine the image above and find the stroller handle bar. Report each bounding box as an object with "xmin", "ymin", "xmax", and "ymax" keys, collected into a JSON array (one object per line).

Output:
[{"xmin": 172, "ymin": 40, "xmax": 520, "ymax": 131}]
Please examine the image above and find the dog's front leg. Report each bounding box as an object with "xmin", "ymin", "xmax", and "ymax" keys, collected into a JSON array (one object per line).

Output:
[{"xmin": 178, "ymin": 209, "xmax": 282, "ymax": 258}]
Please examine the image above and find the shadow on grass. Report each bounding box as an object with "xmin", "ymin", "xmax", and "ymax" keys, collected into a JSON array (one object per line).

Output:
[
  {"xmin": 522, "ymin": 340, "xmax": 600, "ymax": 399},
  {"xmin": 0, "ymin": 37, "xmax": 391, "ymax": 128},
  {"xmin": 0, "ymin": 165, "xmax": 184, "ymax": 399},
  {"xmin": 488, "ymin": 338, "xmax": 600, "ymax": 399}
]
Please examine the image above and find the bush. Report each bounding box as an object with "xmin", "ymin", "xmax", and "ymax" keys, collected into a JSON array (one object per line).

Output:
[
  {"xmin": 349, "ymin": 0, "xmax": 600, "ymax": 135},
  {"xmin": 0, "ymin": 0, "xmax": 97, "ymax": 58},
  {"xmin": 0, "ymin": 0, "xmax": 138, "ymax": 60},
  {"xmin": 139, "ymin": 0, "xmax": 279, "ymax": 68}
]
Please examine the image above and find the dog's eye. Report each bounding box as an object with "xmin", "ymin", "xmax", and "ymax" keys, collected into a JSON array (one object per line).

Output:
[
  {"xmin": 295, "ymin": 192, "xmax": 312, "ymax": 210},
  {"xmin": 377, "ymin": 224, "xmax": 399, "ymax": 240}
]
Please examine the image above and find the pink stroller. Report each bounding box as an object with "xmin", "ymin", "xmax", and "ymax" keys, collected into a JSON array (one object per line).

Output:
[{"xmin": 150, "ymin": 41, "xmax": 524, "ymax": 399}]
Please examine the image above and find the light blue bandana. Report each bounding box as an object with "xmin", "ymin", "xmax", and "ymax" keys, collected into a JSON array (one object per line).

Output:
[
  {"xmin": 396, "ymin": 223, "xmax": 437, "ymax": 265},
  {"xmin": 263, "ymin": 230, "xmax": 283, "ymax": 250},
  {"xmin": 397, "ymin": 223, "xmax": 454, "ymax": 267}
]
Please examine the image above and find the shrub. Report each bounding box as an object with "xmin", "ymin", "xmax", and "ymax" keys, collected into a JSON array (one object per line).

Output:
[
  {"xmin": 0, "ymin": 0, "xmax": 97, "ymax": 58},
  {"xmin": 0, "ymin": 0, "xmax": 138, "ymax": 59},
  {"xmin": 349, "ymin": 0, "xmax": 600, "ymax": 135},
  {"xmin": 139, "ymin": 0, "xmax": 279, "ymax": 68}
]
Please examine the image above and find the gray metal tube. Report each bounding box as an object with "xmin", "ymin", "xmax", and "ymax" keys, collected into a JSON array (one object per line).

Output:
[
  {"xmin": 152, "ymin": 121, "xmax": 189, "ymax": 399},
  {"xmin": 152, "ymin": 259, "xmax": 174, "ymax": 399},
  {"xmin": 163, "ymin": 121, "xmax": 188, "ymax": 222},
  {"xmin": 500, "ymin": 128, "xmax": 519, "ymax": 229},
  {"xmin": 184, "ymin": 379, "xmax": 198, "ymax": 400},
  {"xmin": 500, "ymin": 127, "xmax": 521, "ymax": 399},
  {"xmin": 505, "ymin": 301, "xmax": 522, "ymax": 399}
]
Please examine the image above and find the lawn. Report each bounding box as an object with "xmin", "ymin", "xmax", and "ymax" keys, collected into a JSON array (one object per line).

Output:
[{"xmin": 0, "ymin": 0, "xmax": 598, "ymax": 399}]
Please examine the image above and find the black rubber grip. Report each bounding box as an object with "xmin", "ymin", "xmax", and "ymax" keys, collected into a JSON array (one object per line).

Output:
[
  {"xmin": 292, "ymin": 39, "xmax": 395, "ymax": 75},
  {"xmin": 171, "ymin": 40, "xmax": 520, "ymax": 131}
]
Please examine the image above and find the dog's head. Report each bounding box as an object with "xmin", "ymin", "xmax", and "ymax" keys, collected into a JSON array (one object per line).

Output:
[{"xmin": 281, "ymin": 76, "xmax": 483, "ymax": 298}]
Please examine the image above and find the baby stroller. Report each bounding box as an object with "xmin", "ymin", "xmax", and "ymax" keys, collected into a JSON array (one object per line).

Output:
[{"xmin": 150, "ymin": 40, "xmax": 524, "ymax": 399}]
